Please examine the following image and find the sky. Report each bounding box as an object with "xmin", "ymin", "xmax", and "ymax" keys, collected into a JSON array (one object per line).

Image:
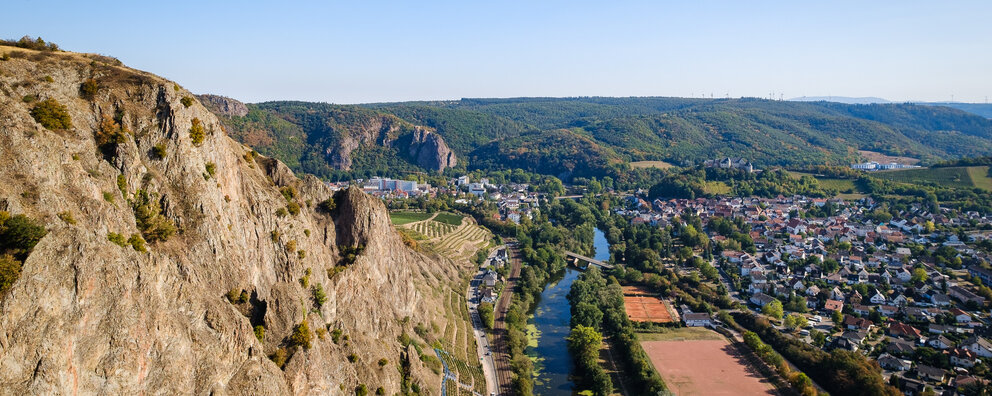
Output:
[{"xmin": 4, "ymin": 1, "xmax": 991, "ymax": 104}]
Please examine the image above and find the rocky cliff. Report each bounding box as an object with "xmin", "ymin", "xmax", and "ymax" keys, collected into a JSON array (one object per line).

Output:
[
  {"xmin": 408, "ymin": 128, "xmax": 457, "ymax": 172},
  {"xmin": 0, "ymin": 45, "xmax": 469, "ymax": 394},
  {"xmin": 197, "ymin": 94, "xmax": 249, "ymax": 117},
  {"xmin": 213, "ymin": 102, "xmax": 459, "ymax": 178}
]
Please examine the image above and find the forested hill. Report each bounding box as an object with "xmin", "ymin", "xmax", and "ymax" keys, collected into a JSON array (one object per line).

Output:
[{"xmin": 215, "ymin": 97, "xmax": 992, "ymax": 180}]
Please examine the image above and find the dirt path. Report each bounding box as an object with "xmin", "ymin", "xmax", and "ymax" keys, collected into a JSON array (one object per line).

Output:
[{"xmin": 600, "ymin": 337, "xmax": 631, "ymax": 396}]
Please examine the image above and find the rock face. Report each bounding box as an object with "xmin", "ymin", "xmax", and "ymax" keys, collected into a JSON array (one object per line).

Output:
[
  {"xmin": 0, "ymin": 46, "xmax": 467, "ymax": 394},
  {"xmin": 209, "ymin": 102, "xmax": 459, "ymax": 174},
  {"xmin": 197, "ymin": 94, "xmax": 249, "ymax": 117},
  {"xmin": 408, "ymin": 127, "xmax": 457, "ymax": 172}
]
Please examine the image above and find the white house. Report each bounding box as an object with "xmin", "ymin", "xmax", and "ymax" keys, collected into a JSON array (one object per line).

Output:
[
  {"xmin": 870, "ymin": 291, "xmax": 887, "ymax": 305},
  {"xmin": 963, "ymin": 337, "xmax": 992, "ymax": 358},
  {"xmin": 684, "ymin": 312, "xmax": 713, "ymax": 327}
]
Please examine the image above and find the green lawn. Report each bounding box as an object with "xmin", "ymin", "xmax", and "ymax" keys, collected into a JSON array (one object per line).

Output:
[
  {"xmin": 389, "ymin": 211, "xmax": 433, "ymax": 225},
  {"xmin": 703, "ymin": 181, "xmax": 732, "ymax": 195},
  {"xmin": 875, "ymin": 166, "xmax": 991, "ymax": 190},
  {"xmin": 432, "ymin": 212, "xmax": 464, "ymax": 226},
  {"xmin": 966, "ymin": 166, "xmax": 992, "ymax": 190},
  {"xmin": 637, "ymin": 327, "xmax": 724, "ymax": 341},
  {"xmin": 787, "ymin": 171, "xmax": 862, "ymax": 194}
]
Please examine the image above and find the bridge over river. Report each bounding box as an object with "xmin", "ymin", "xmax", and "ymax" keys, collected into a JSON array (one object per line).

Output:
[{"xmin": 564, "ymin": 251, "xmax": 614, "ymax": 270}]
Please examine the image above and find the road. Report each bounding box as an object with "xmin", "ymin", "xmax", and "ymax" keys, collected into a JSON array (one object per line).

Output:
[
  {"xmin": 466, "ymin": 246, "xmax": 504, "ymax": 396},
  {"xmin": 492, "ymin": 240, "xmax": 522, "ymax": 396}
]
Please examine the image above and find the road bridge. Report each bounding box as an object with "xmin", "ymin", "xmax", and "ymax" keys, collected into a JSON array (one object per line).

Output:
[{"xmin": 564, "ymin": 251, "xmax": 614, "ymax": 270}]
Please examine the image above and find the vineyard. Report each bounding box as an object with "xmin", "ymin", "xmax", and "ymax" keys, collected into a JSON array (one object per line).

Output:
[
  {"xmin": 436, "ymin": 285, "xmax": 487, "ymax": 395},
  {"xmin": 392, "ymin": 211, "xmax": 492, "ymax": 262}
]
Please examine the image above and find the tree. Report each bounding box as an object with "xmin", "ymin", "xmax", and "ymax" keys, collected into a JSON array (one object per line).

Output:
[
  {"xmin": 831, "ymin": 309, "xmax": 844, "ymax": 325},
  {"xmin": 478, "ymin": 302, "xmax": 495, "ymax": 329},
  {"xmin": 811, "ymin": 330, "xmax": 827, "ymax": 347},
  {"xmin": 538, "ymin": 178, "xmax": 565, "ymax": 197},
  {"xmin": 572, "ymin": 301, "xmax": 604, "ymax": 328},
  {"xmin": 762, "ymin": 299, "xmax": 783, "ymax": 320},
  {"xmin": 784, "ymin": 313, "xmax": 808, "ymax": 330},
  {"xmin": 911, "ymin": 268, "xmax": 928, "ymax": 284}
]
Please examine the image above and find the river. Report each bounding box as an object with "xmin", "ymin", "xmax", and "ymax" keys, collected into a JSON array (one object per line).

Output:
[{"xmin": 528, "ymin": 228, "xmax": 610, "ymax": 395}]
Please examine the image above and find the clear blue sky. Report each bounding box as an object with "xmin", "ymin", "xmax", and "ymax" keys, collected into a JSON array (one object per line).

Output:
[{"xmin": 5, "ymin": 1, "xmax": 990, "ymax": 104}]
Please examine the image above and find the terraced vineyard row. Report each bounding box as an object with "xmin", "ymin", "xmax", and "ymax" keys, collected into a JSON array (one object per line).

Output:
[
  {"xmin": 434, "ymin": 223, "xmax": 491, "ymax": 260},
  {"xmin": 411, "ymin": 220, "xmax": 459, "ymax": 238}
]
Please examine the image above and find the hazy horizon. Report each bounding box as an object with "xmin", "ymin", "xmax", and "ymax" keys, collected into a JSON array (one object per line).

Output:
[{"xmin": 5, "ymin": 1, "xmax": 991, "ymax": 104}]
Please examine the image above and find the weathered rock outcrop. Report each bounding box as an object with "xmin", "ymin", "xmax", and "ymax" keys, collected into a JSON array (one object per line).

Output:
[
  {"xmin": 0, "ymin": 45, "xmax": 467, "ymax": 394},
  {"xmin": 197, "ymin": 94, "xmax": 249, "ymax": 117},
  {"xmin": 209, "ymin": 102, "xmax": 459, "ymax": 174},
  {"xmin": 408, "ymin": 127, "xmax": 457, "ymax": 172}
]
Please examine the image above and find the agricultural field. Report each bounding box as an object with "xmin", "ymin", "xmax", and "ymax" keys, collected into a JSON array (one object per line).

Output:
[
  {"xmin": 703, "ymin": 180, "xmax": 732, "ymax": 195},
  {"xmin": 630, "ymin": 160, "xmax": 675, "ymax": 169},
  {"xmin": 788, "ymin": 171, "xmax": 863, "ymax": 194},
  {"xmin": 389, "ymin": 211, "xmax": 433, "ymax": 225},
  {"xmin": 875, "ymin": 166, "xmax": 992, "ymax": 190},
  {"xmin": 641, "ymin": 332, "xmax": 777, "ymax": 396},
  {"xmin": 858, "ymin": 150, "xmax": 920, "ymax": 165}
]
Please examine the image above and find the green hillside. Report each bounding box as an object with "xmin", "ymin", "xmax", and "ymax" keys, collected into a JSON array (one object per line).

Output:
[{"xmin": 214, "ymin": 97, "xmax": 992, "ymax": 181}]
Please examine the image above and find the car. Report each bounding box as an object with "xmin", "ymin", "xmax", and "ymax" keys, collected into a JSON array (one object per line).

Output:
[
  {"xmin": 811, "ymin": 315, "xmax": 822, "ymax": 322},
  {"xmin": 799, "ymin": 329, "xmax": 810, "ymax": 336}
]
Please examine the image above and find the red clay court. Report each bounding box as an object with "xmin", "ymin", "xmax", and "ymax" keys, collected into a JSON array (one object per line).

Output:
[
  {"xmin": 641, "ymin": 339, "xmax": 777, "ymax": 396},
  {"xmin": 622, "ymin": 285, "xmax": 674, "ymax": 323}
]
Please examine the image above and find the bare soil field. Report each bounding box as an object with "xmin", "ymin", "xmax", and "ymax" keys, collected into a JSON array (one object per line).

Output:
[
  {"xmin": 641, "ymin": 338, "xmax": 777, "ymax": 396},
  {"xmin": 858, "ymin": 150, "xmax": 920, "ymax": 165},
  {"xmin": 622, "ymin": 286, "xmax": 674, "ymax": 323},
  {"xmin": 630, "ymin": 160, "xmax": 674, "ymax": 169}
]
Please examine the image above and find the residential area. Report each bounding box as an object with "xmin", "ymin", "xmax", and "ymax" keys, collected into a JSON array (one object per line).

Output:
[{"xmin": 617, "ymin": 193, "xmax": 992, "ymax": 394}]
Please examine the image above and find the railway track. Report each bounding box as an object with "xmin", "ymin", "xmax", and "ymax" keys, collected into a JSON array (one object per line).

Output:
[{"xmin": 492, "ymin": 241, "xmax": 521, "ymax": 396}]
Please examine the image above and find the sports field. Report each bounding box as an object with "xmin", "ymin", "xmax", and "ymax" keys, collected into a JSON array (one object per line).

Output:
[
  {"xmin": 622, "ymin": 286, "xmax": 674, "ymax": 323},
  {"xmin": 641, "ymin": 337, "xmax": 777, "ymax": 396}
]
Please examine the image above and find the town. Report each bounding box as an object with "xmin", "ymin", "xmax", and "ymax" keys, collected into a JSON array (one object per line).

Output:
[
  {"xmin": 617, "ymin": 192, "xmax": 992, "ymax": 393},
  {"xmin": 329, "ymin": 171, "xmax": 992, "ymax": 394}
]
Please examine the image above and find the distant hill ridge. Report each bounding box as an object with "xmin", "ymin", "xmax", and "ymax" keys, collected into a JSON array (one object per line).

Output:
[{"xmin": 205, "ymin": 96, "xmax": 992, "ymax": 180}]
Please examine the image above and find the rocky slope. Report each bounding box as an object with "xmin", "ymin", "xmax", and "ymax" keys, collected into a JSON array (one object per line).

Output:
[
  {"xmin": 213, "ymin": 101, "xmax": 460, "ymax": 177},
  {"xmin": 0, "ymin": 45, "xmax": 470, "ymax": 394},
  {"xmin": 408, "ymin": 128, "xmax": 456, "ymax": 171},
  {"xmin": 198, "ymin": 94, "xmax": 249, "ymax": 117}
]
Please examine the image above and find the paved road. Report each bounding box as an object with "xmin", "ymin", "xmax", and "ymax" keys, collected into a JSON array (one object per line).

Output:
[
  {"xmin": 492, "ymin": 240, "xmax": 522, "ymax": 396},
  {"xmin": 466, "ymin": 246, "xmax": 504, "ymax": 396}
]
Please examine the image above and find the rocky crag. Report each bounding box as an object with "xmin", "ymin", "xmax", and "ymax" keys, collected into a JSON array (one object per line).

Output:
[
  {"xmin": 197, "ymin": 94, "xmax": 249, "ymax": 117},
  {"xmin": 211, "ymin": 101, "xmax": 459, "ymax": 176},
  {"xmin": 0, "ymin": 45, "xmax": 469, "ymax": 394}
]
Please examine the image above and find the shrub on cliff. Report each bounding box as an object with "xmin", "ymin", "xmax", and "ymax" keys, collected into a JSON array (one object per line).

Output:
[
  {"xmin": 80, "ymin": 78, "xmax": 98, "ymax": 100},
  {"xmin": 131, "ymin": 190, "xmax": 176, "ymax": 242},
  {"xmin": 189, "ymin": 118, "xmax": 205, "ymax": 146},
  {"xmin": 0, "ymin": 212, "xmax": 48, "ymax": 261},
  {"xmin": 29, "ymin": 98, "xmax": 71, "ymax": 130},
  {"xmin": 0, "ymin": 255, "xmax": 22, "ymax": 299},
  {"xmin": 180, "ymin": 96, "xmax": 194, "ymax": 108},
  {"xmin": 290, "ymin": 320, "xmax": 312, "ymax": 349}
]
